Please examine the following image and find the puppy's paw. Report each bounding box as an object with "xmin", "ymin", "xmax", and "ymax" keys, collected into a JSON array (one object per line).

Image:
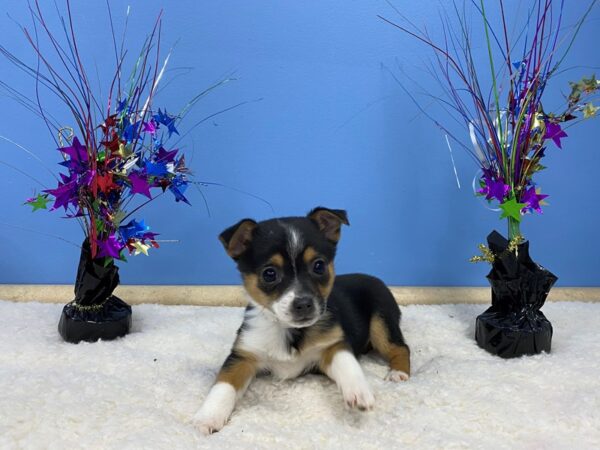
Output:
[
  {"xmin": 192, "ymin": 382, "xmax": 237, "ymax": 435},
  {"xmin": 385, "ymin": 369, "xmax": 409, "ymax": 382},
  {"xmin": 342, "ymin": 380, "xmax": 375, "ymax": 411},
  {"xmin": 192, "ymin": 408, "xmax": 229, "ymax": 435}
]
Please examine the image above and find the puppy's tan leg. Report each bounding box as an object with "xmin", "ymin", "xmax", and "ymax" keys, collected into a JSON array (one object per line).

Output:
[
  {"xmin": 319, "ymin": 342, "xmax": 374, "ymax": 410},
  {"xmin": 369, "ymin": 315, "xmax": 410, "ymax": 382},
  {"xmin": 193, "ymin": 350, "xmax": 258, "ymax": 435}
]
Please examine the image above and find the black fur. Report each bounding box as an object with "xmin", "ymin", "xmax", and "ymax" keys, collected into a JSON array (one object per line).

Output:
[{"xmin": 328, "ymin": 274, "xmax": 407, "ymax": 355}]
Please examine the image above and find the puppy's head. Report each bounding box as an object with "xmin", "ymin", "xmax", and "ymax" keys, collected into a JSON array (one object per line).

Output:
[{"xmin": 219, "ymin": 207, "xmax": 349, "ymax": 328}]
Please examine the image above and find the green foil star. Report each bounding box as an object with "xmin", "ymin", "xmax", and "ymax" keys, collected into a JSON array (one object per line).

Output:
[
  {"xmin": 25, "ymin": 194, "xmax": 50, "ymax": 212},
  {"xmin": 499, "ymin": 198, "xmax": 526, "ymax": 222}
]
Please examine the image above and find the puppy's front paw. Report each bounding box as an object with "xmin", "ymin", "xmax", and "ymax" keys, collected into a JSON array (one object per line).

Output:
[
  {"xmin": 386, "ymin": 369, "xmax": 409, "ymax": 382},
  {"xmin": 193, "ymin": 409, "xmax": 229, "ymax": 436},
  {"xmin": 342, "ymin": 380, "xmax": 375, "ymax": 411},
  {"xmin": 193, "ymin": 382, "xmax": 237, "ymax": 435}
]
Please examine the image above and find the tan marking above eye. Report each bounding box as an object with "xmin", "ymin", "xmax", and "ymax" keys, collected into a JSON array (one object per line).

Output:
[
  {"xmin": 242, "ymin": 273, "xmax": 279, "ymax": 307},
  {"xmin": 268, "ymin": 253, "xmax": 285, "ymax": 268},
  {"xmin": 303, "ymin": 246, "xmax": 318, "ymax": 265}
]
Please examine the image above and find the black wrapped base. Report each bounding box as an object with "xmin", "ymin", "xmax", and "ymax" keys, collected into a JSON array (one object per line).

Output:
[
  {"xmin": 58, "ymin": 295, "xmax": 132, "ymax": 343},
  {"xmin": 475, "ymin": 307, "xmax": 553, "ymax": 358},
  {"xmin": 474, "ymin": 230, "xmax": 557, "ymax": 359}
]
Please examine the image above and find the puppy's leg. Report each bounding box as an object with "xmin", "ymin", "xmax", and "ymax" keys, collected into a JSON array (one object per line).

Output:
[
  {"xmin": 193, "ymin": 350, "xmax": 258, "ymax": 435},
  {"xmin": 370, "ymin": 314, "xmax": 410, "ymax": 382},
  {"xmin": 319, "ymin": 342, "xmax": 374, "ymax": 410}
]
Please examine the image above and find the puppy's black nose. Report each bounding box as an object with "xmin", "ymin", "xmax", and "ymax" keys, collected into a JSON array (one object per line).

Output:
[{"xmin": 292, "ymin": 297, "xmax": 315, "ymax": 315}]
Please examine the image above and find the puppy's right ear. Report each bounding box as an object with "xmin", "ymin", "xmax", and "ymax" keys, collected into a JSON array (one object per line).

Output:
[{"xmin": 219, "ymin": 219, "xmax": 257, "ymax": 259}]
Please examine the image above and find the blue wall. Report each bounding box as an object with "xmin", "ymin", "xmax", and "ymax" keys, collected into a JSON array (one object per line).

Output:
[{"xmin": 1, "ymin": 1, "xmax": 598, "ymax": 286}]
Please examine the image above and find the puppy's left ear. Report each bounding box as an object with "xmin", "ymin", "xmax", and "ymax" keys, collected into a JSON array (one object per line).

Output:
[
  {"xmin": 219, "ymin": 219, "xmax": 257, "ymax": 259},
  {"xmin": 308, "ymin": 207, "xmax": 349, "ymax": 243}
]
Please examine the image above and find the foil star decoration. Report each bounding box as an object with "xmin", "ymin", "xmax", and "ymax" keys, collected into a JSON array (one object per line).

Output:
[
  {"xmin": 25, "ymin": 193, "xmax": 50, "ymax": 211},
  {"xmin": 128, "ymin": 172, "xmax": 152, "ymax": 199},
  {"xmin": 145, "ymin": 160, "xmax": 168, "ymax": 177},
  {"xmin": 132, "ymin": 240, "xmax": 150, "ymax": 256},
  {"xmin": 155, "ymin": 147, "xmax": 178, "ymax": 163},
  {"xmin": 544, "ymin": 122, "xmax": 568, "ymax": 149},
  {"xmin": 153, "ymin": 108, "xmax": 179, "ymax": 137},
  {"xmin": 118, "ymin": 219, "xmax": 157, "ymax": 242},
  {"xmin": 96, "ymin": 173, "xmax": 118, "ymax": 193},
  {"xmin": 582, "ymin": 102, "xmax": 599, "ymax": 119},
  {"xmin": 11, "ymin": 6, "xmax": 197, "ymax": 264},
  {"xmin": 499, "ymin": 198, "xmax": 527, "ymax": 222},
  {"xmin": 521, "ymin": 187, "xmax": 549, "ymax": 213},
  {"xmin": 143, "ymin": 121, "xmax": 157, "ymax": 135},
  {"xmin": 479, "ymin": 177, "xmax": 510, "ymax": 203},
  {"xmin": 97, "ymin": 234, "xmax": 123, "ymax": 259}
]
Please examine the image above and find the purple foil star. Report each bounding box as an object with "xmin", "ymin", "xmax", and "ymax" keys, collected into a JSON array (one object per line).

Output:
[
  {"xmin": 143, "ymin": 121, "xmax": 158, "ymax": 135},
  {"xmin": 521, "ymin": 187, "xmax": 548, "ymax": 213},
  {"xmin": 544, "ymin": 122, "xmax": 568, "ymax": 149},
  {"xmin": 129, "ymin": 172, "xmax": 152, "ymax": 199},
  {"xmin": 59, "ymin": 136, "xmax": 88, "ymax": 162},
  {"xmin": 58, "ymin": 137, "xmax": 89, "ymax": 174},
  {"xmin": 478, "ymin": 176, "xmax": 509, "ymax": 203},
  {"xmin": 97, "ymin": 234, "xmax": 123, "ymax": 259},
  {"xmin": 44, "ymin": 171, "xmax": 82, "ymax": 210}
]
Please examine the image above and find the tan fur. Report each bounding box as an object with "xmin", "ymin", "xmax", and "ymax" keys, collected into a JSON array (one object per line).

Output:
[
  {"xmin": 300, "ymin": 323, "xmax": 344, "ymax": 353},
  {"xmin": 369, "ymin": 316, "xmax": 410, "ymax": 375},
  {"xmin": 318, "ymin": 263, "xmax": 336, "ymax": 299},
  {"xmin": 216, "ymin": 350, "xmax": 258, "ymax": 391},
  {"xmin": 243, "ymin": 274, "xmax": 279, "ymax": 307},
  {"xmin": 303, "ymin": 246, "xmax": 318, "ymax": 265},
  {"xmin": 302, "ymin": 247, "xmax": 336, "ymax": 299},
  {"xmin": 308, "ymin": 210, "xmax": 348, "ymax": 243},
  {"xmin": 222, "ymin": 220, "xmax": 256, "ymax": 258},
  {"xmin": 269, "ymin": 253, "xmax": 284, "ymax": 267}
]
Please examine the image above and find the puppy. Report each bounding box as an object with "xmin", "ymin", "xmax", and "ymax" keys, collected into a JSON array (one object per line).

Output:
[{"xmin": 194, "ymin": 207, "xmax": 410, "ymax": 434}]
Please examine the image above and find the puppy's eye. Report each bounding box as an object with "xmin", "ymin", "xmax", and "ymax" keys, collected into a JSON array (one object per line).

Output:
[
  {"xmin": 312, "ymin": 259, "xmax": 326, "ymax": 275},
  {"xmin": 262, "ymin": 267, "xmax": 278, "ymax": 283}
]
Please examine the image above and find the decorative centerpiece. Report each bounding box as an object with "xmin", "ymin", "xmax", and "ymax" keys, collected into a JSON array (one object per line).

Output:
[
  {"xmin": 3, "ymin": 2, "xmax": 194, "ymax": 343},
  {"xmin": 382, "ymin": 0, "xmax": 599, "ymax": 357}
]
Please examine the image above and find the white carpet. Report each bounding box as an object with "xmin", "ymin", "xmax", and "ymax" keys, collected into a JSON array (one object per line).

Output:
[{"xmin": 1, "ymin": 300, "xmax": 599, "ymax": 449}]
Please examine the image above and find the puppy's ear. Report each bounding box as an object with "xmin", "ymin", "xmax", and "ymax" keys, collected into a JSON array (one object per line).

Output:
[
  {"xmin": 307, "ymin": 207, "xmax": 349, "ymax": 243},
  {"xmin": 219, "ymin": 219, "xmax": 257, "ymax": 259}
]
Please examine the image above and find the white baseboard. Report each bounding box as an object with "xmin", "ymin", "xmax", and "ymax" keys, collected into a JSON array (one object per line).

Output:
[{"xmin": 1, "ymin": 284, "xmax": 599, "ymax": 306}]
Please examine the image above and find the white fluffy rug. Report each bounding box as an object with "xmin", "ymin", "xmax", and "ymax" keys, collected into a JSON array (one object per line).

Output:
[{"xmin": 1, "ymin": 300, "xmax": 599, "ymax": 449}]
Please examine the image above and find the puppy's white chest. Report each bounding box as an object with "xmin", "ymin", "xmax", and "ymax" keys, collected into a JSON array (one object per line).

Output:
[
  {"xmin": 266, "ymin": 348, "xmax": 321, "ymax": 380},
  {"xmin": 237, "ymin": 310, "xmax": 320, "ymax": 380}
]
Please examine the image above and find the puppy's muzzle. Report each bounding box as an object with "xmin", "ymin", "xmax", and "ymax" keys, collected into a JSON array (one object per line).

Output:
[{"xmin": 291, "ymin": 296, "xmax": 316, "ymax": 322}]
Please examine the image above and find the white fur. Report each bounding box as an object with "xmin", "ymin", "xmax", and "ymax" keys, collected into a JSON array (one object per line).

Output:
[
  {"xmin": 193, "ymin": 382, "xmax": 237, "ymax": 435},
  {"xmin": 326, "ymin": 350, "xmax": 374, "ymax": 410},
  {"xmin": 284, "ymin": 224, "xmax": 303, "ymax": 263},
  {"xmin": 271, "ymin": 289, "xmax": 297, "ymax": 326},
  {"xmin": 237, "ymin": 308, "xmax": 336, "ymax": 380},
  {"xmin": 239, "ymin": 304, "xmax": 297, "ymax": 362}
]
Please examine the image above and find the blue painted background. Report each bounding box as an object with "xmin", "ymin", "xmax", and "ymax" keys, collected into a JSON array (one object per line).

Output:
[{"xmin": 1, "ymin": 1, "xmax": 598, "ymax": 286}]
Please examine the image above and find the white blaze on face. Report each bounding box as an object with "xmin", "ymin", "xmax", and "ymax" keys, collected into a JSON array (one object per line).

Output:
[
  {"xmin": 272, "ymin": 289, "xmax": 297, "ymax": 325},
  {"xmin": 283, "ymin": 224, "xmax": 303, "ymax": 271}
]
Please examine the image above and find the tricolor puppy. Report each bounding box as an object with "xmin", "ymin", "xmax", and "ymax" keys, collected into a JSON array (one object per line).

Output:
[{"xmin": 193, "ymin": 207, "xmax": 410, "ymax": 434}]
